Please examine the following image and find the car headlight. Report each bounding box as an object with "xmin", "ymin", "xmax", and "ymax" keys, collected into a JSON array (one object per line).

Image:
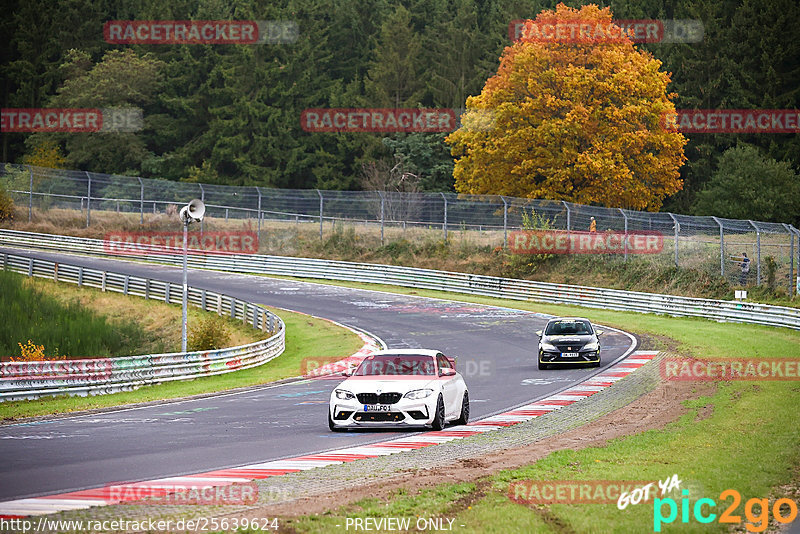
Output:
[
  {"xmin": 540, "ymin": 343, "xmax": 558, "ymax": 352},
  {"xmin": 583, "ymin": 342, "xmax": 599, "ymax": 351},
  {"xmin": 335, "ymin": 389, "xmax": 355, "ymax": 400},
  {"xmin": 404, "ymin": 389, "xmax": 434, "ymax": 400}
]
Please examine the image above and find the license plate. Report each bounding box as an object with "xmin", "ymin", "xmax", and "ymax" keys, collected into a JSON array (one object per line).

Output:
[
  {"xmin": 363, "ymin": 404, "xmax": 391, "ymax": 412},
  {"xmin": 562, "ymin": 352, "xmax": 579, "ymax": 358}
]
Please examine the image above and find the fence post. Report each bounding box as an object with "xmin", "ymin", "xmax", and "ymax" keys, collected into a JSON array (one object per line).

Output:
[
  {"xmin": 618, "ymin": 208, "xmax": 628, "ymax": 261},
  {"xmin": 712, "ymin": 216, "xmax": 724, "ymax": 277},
  {"xmin": 440, "ymin": 192, "xmax": 448, "ymax": 240},
  {"xmin": 256, "ymin": 186, "xmax": 262, "ymax": 245},
  {"xmin": 501, "ymin": 196, "xmax": 508, "ymax": 249},
  {"xmin": 85, "ymin": 171, "xmax": 92, "ymax": 227},
  {"xmin": 561, "ymin": 201, "xmax": 571, "ymax": 234},
  {"xmin": 378, "ymin": 191, "xmax": 385, "ymax": 245},
  {"xmin": 28, "ymin": 165, "xmax": 33, "ymax": 222},
  {"xmin": 317, "ymin": 189, "xmax": 323, "ymax": 240},
  {"xmin": 749, "ymin": 220, "xmax": 761, "ymax": 285},
  {"xmin": 668, "ymin": 213, "xmax": 679, "ymax": 267},
  {"xmin": 784, "ymin": 224, "xmax": 795, "ymax": 296},
  {"xmin": 138, "ymin": 177, "xmax": 144, "ymax": 225},
  {"xmin": 793, "ymin": 226, "xmax": 800, "ymax": 296}
]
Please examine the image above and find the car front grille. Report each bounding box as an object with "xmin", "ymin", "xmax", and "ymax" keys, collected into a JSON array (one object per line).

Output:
[
  {"xmin": 353, "ymin": 412, "xmax": 405, "ymax": 422},
  {"xmin": 554, "ymin": 344, "xmax": 584, "ymax": 352},
  {"xmin": 356, "ymin": 392, "xmax": 403, "ymax": 404}
]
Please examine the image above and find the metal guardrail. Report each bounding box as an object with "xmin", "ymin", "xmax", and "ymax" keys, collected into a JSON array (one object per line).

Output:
[
  {"xmin": 0, "ymin": 250, "xmax": 285, "ymax": 402},
  {"xmin": 1, "ymin": 229, "xmax": 798, "ymax": 331}
]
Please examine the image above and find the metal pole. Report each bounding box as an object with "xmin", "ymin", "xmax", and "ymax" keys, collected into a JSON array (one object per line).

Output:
[
  {"xmin": 784, "ymin": 224, "xmax": 795, "ymax": 296},
  {"xmin": 502, "ymin": 197, "xmax": 509, "ymax": 248},
  {"xmin": 379, "ymin": 191, "xmax": 385, "ymax": 245},
  {"xmin": 256, "ymin": 186, "xmax": 262, "ymax": 245},
  {"xmin": 198, "ymin": 184, "xmax": 205, "ymax": 233},
  {"xmin": 668, "ymin": 213, "xmax": 679, "ymax": 267},
  {"xmin": 28, "ymin": 166, "xmax": 33, "ymax": 222},
  {"xmin": 182, "ymin": 220, "xmax": 188, "ymax": 353},
  {"xmin": 138, "ymin": 177, "xmax": 144, "ymax": 225},
  {"xmin": 317, "ymin": 189, "xmax": 323, "ymax": 239},
  {"xmin": 440, "ymin": 192, "xmax": 448, "ymax": 240},
  {"xmin": 619, "ymin": 208, "xmax": 628, "ymax": 261},
  {"xmin": 749, "ymin": 220, "xmax": 760, "ymax": 285},
  {"xmin": 712, "ymin": 216, "xmax": 724, "ymax": 277},
  {"xmin": 562, "ymin": 201, "xmax": 571, "ymax": 233},
  {"xmin": 85, "ymin": 171, "xmax": 92, "ymax": 227}
]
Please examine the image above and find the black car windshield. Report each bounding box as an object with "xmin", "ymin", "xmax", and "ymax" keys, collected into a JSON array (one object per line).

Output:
[
  {"xmin": 545, "ymin": 320, "xmax": 593, "ymax": 336},
  {"xmin": 354, "ymin": 355, "xmax": 436, "ymax": 376}
]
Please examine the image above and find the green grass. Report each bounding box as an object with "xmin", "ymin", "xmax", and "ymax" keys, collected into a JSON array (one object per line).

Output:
[
  {"xmin": 248, "ymin": 276, "xmax": 800, "ymax": 534},
  {"xmin": 0, "ymin": 303, "xmax": 364, "ymax": 421},
  {"xmin": 0, "ymin": 269, "xmax": 150, "ymax": 359}
]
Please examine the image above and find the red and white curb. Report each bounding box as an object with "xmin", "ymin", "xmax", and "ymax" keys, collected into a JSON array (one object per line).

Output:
[{"xmin": 0, "ymin": 351, "xmax": 658, "ymax": 518}]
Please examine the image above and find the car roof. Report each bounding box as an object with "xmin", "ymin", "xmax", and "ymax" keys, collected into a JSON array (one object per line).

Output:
[
  {"xmin": 367, "ymin": 349, "xmax": 441, "ymax": 357},
  {"xmin": 546, "ymin": 317, "xmax": 592, "ymax": 323}
]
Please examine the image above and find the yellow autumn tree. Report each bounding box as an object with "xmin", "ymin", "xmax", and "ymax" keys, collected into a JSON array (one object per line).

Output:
[{"xmin": 446, "ymin": 3, "xmax": 686, "ymax": 211}]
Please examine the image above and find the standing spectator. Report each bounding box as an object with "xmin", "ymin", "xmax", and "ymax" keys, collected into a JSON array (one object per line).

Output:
[
  {"xmin": 589, "ymin": 217, "xmax": 596, "ymax": 233},
  {"xmin": 739, "ymin": 252, "xmax": 751, "ymax": 285}
]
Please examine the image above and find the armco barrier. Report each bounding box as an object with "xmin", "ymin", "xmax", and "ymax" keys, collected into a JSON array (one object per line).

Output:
[
  {"xmin": 0, "ymin": 251, "xmax": 285, "ymax": 401},
  {"xmin": 1, "ymin": 229, "xmax": 799, "ymax": 331}
]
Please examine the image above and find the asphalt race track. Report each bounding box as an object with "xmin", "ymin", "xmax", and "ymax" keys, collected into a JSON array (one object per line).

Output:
[{"xmin": 0, "ymin": 248, "xmax": 637, "ymax": 502}]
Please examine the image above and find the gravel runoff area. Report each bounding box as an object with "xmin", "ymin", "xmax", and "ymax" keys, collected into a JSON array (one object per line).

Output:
[{"xmin": 7, "ymin": 351, "xmax": 668, "ymax": 533}]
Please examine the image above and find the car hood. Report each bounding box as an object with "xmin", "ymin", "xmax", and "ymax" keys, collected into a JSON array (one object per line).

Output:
[
  {"xmin": 336, "ymin": 376, "xmax": 439, "ymax": 394},
  {"xmin": 542, "ymin": 334, "xmax": 596, "ymax": 345}
]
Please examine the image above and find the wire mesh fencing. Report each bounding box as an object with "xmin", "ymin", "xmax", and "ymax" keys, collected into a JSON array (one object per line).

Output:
[{"xmin": 2, "ymin": 163, "xmax": 798, "ymax": 295}]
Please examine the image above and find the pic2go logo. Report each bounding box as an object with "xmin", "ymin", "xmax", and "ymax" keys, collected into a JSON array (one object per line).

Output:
[{"xmin": 653, "ymin": 489, "xmax": 798, "ymax": 532}]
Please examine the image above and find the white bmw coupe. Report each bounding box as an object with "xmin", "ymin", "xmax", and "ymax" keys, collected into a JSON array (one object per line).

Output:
[{"xmin": 328, "ymin": 349, "xmax": 470, "ymax": 431}]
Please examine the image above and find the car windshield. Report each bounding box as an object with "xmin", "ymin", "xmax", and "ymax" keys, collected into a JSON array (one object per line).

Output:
[
  {"xmin": 545, "ymin": 320, "xmax": 592, "ymax": 336},
  {"xmin": 354, "ymin": 355, "xmax": 436, "ymax": 376}
]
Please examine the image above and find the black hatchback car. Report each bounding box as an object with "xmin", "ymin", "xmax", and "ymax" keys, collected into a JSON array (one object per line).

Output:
[{"xmin": 536, "ymin": 317, "xmax": 603, "ymax": 369}]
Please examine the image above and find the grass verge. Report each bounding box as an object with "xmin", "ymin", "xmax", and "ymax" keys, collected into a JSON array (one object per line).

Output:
[
  {"xmin": 248, "ymin": 276, "xmax": 800, "ymax": 534},
  {"xmin": 0, "ymin": 297, "xmax": 363, "ymax": 422}
]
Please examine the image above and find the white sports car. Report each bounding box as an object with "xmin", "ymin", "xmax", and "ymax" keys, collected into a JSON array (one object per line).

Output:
[{"xmin": 328, "ymin": 349, "xmax": 470, "ymax": 431}]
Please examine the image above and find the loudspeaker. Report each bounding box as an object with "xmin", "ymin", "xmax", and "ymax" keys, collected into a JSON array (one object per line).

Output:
[{"xmin": 180, "ymin": 199, "xmax": 205, "ymax": 223}]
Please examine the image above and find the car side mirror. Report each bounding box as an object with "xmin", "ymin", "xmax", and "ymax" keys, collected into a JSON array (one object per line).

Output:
[
  {"xmin": 440, "ymin": 368, "xmax": 456, "ymax": 377},
  {"xmin": 341, "ymin": 369, "xmax": 352, "ymax": 377},
  {"xmin": 536, "ymin": 330, "xmax": 543, "ymax": 337},
  {"xmin": 596, "ymin": 330, "xmax": 604, "ymax": 336}
]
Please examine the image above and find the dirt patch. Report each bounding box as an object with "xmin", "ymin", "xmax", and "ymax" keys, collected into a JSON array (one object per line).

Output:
[
  {"xmin": 220, "ymin": 379, "xmax": 716, "ymax": 521},
  {"xmin": 695, "ymin": 404, "xmax": 714, "ymax": 422}
]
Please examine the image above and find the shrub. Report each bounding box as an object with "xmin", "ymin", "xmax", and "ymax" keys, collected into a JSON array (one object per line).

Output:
[{"xmin": 188, "ymin": 315, "xmax": 231, "ymax": 351}]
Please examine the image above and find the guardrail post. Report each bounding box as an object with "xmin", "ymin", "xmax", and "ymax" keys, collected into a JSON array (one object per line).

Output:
[
  {"xmin": 230, "ymin": 298, "xmax": 237, "ymax": 319},
  {"xmin": 268, "ymin": 312, "xmax": 274, "ymax": 332},
  {"xmin": 3, "ymin": 253, "xmax": 7, "ymax": 271},
  {"xmin": 137, "ymin": 177, "xmax": 144, "ymax": 225},
  {"xmin": 85, "ymin": 171, "xmax": 92, "ymax": 228},
  {"xmin": 217, "ymin": 294, "xmax": 222, "ymax": 315},
  {"xmin": 28, "ymin": 258, "xmax": 33, "ymax": 277},
  {"xmin": 53, "ymin": 263, "xmax": 58, "ymax": 282},
  {"xmin": 101, "ymin": 271, "xmax": 106, "ymax": 292},
  {"xmin": 712, "ymin": 216, "xmax": 724, "ymax": 277},
  {"xmin": 78, "ymin": 267, "xmax": 83, "ymax": 287},
  {"xmin": 501, "ymin": 196, "xmax": 508, "ymax": 249},
  {"xmin": 668, "ymin": 213, "xmax": 679, "ymax": 267},
  {"xmin": 28, "ymin": 166, "xmax": 33, "ymax": 222},
  {"xmin": 619, "ymin": 208, "xmax": 628, "ymax": 262},
  {"xmin": 165, "ymin": 282, "xmax": 170, "ymax": 303},
  {"xmin": 253, "ymin": 307, "xmax": 258, "ymax": 328},
  {"xmin": 145, "ymin": 278, "xmax": 150, "ymax": 299},
  {"xmin": 378, "ymin": 191, "xmax": 385, "ymax": 245},
  {"xmin": 317, "ymin": 189, "xmax": 323, "ymax": 240},
  {"xmin": 749, "ymin": 220, "xmax": 761, "ymax": 285},
  {"xmin": 123, "ymin": 274, "xmax": 129, "ymax": 294},
  {"xmin": 440, "ymin": 192, "xmax": 448, "ymax": 241},
  {"xmin": 256, "ymin": 186, "xmax": 262, "ymax": 245},
  {"xmin": 201, "ymin": 289, "xmax": 207, "ymax": 310}
]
